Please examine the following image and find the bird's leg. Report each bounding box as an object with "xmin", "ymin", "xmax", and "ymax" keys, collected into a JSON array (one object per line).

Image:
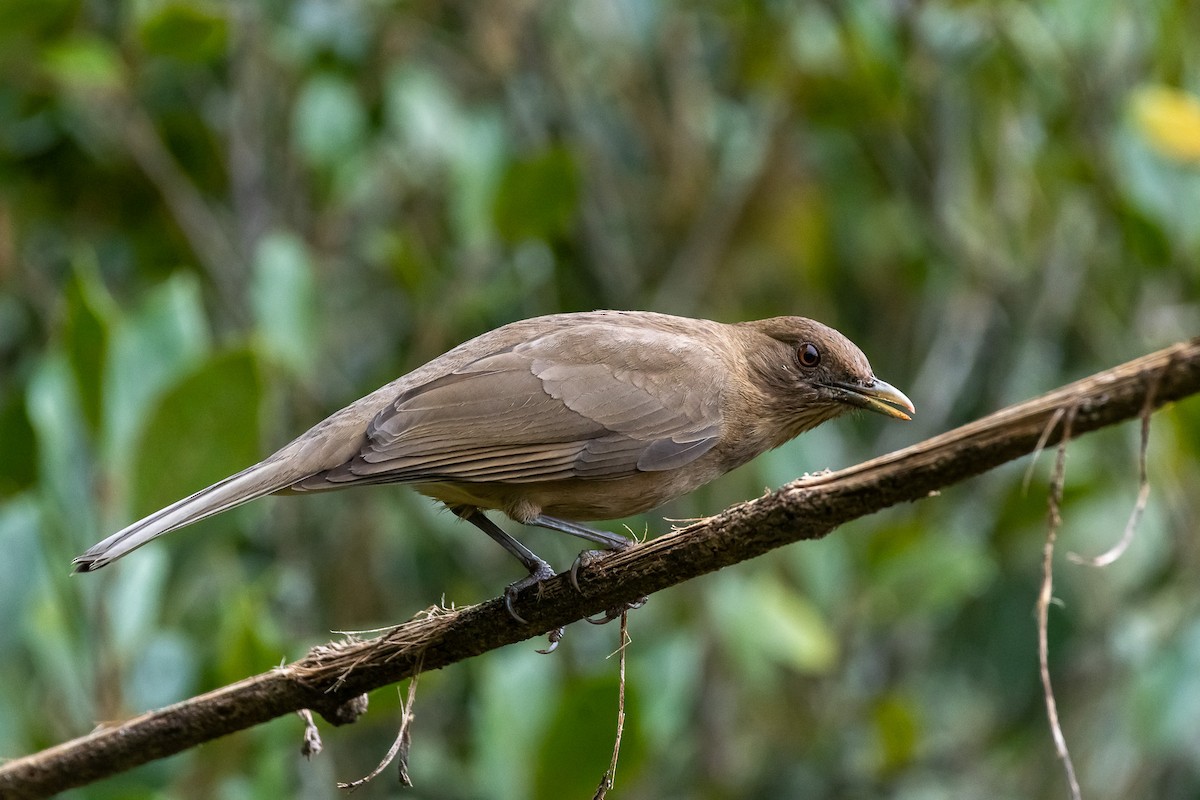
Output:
[
  {"xmin": 530, "ymin": 515, "xmax": 633, "ymax": 592},
  {"xmin": 454, "ymin": 508, "xmax": 559, "ymax": 634},
  {"xmin": 528, "ymin": 514, "xmax": 631, "ymax": 591},
  {"xmin": 527, "ymin": 514, "xmax": 632, "ymax": 550},
  {"xmin": 528, "ymin": 515, "xmax": 645, "ymax": 622}
]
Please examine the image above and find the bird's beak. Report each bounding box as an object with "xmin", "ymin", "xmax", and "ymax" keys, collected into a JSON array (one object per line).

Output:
[{"xmin": 829, "ymin": 378, "xmax": 915, "ymax": 421}]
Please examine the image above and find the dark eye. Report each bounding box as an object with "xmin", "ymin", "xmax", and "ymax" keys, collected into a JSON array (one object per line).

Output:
[{"xmin": 797, "ymin": 342, "xmax": 821, "ymax": 368}]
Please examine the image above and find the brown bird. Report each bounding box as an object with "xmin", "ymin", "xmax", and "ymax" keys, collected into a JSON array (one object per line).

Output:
[{"xmin": 74, "ymin": 311, "xmax": 913, "ymax": 621}]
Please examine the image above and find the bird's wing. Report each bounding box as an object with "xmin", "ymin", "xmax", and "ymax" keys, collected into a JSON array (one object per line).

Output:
[{"xmin": 309, "ymin": 324, "xmax": 725, "ymax": 486}]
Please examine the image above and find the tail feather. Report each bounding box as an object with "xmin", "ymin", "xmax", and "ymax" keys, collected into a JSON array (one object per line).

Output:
[{"xmin": 73, "ymin": 459, "xmax": 308, "ymax": 572}]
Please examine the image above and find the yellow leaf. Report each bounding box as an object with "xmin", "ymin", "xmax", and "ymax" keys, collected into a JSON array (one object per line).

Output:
[{"xmin": 1132, "ymin": 85, "xmax": 1200, "ymax": 162}]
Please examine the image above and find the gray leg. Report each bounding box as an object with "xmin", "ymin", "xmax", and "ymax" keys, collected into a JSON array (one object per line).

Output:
[
  {"xmin": 528, "ymin": 514, "xmax": 632, "ymax": 550},
  {"xmin": 455, "ymin": 508, "xmax": 556, "ymax": 625},
  {"xmin": 527, "ymin": 515, "xmax": 633, "ymax": 594}
]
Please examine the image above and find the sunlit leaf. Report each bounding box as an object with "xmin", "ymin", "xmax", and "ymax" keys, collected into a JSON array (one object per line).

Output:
[
  {"xmin": 251, "ymin": 232, "xmax": 317, "ymax": 377},
  {"xmin": 292, "ymin": 74, "xmax": 367, "ymax": 169},
  {"xmin": 40, "ymin": 35, "xmax": 122, "ymax": 92},
  {"xmin": 710, "ymin": 569, "xmax": 839, "ymax": 680},
  {"xmin": 751, "ymin": 572, "xmax": 839, "ymax": 674},
  {"xmin": 872, "ymin": 693, "xmax": 920, "ymax": 774},
  {"xmin": 1132, "ymin": 85, "xmax": 1200, "ymax": 163}
]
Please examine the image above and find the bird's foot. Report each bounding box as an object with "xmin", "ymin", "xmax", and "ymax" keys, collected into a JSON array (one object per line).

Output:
[
  {"xmin": 568, "ymin": 543, "xmax": 645, "ymax": 625},
  {"xmin": 503, "ymin": 560, "xmax": 557, "ymax": 624},
  {"xmin": 568, "ymin": 542, "xmax": 632, "ymax": 592},
  {"xmin": 503, "ymin": 562, "xmax": 567, "ymax": 653}
]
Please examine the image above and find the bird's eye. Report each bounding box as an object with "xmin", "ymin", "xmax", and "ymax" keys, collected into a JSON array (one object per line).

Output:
[{"xmin": 797, "ymin": 342, "xmax": 821, "ymax": 368}]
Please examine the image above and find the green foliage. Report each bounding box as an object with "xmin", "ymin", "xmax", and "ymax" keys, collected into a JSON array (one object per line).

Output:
[
  {"xmin": 251, "ymin": 232, "xmax": 317, "ymax": 378},
  {"xmin": 62, "ymin": 259, "xmax": 115, "ymax": 436},
  {"xmin": 0, "ymin": 390, "xmax": 36, "ymax": 497},
  {"xmin": 292, "ymin": 73, "xmax": 368, "ymax": 170},
  {"xmin": 136, "ymin": 2, "xmax": 227, "ymax": 63},
  {"xmin": 493, "ymin": 147, "xmax": 581, "ymax": 243},
  {"xmin": 132, "ymin": 348, "xmax": 261, "ymax": 517},
  {"xmin": 103, "ymin": 274, "xmax": 210, "ymax": 474},
  {"xmin": 3, "ymin": 1, "xmax": 1200, "ymax": 798},
  {"xmin": 534, "ymin": 672, "xmax": 644, "ymax": 800},
  {"xmin": 40, "ymin": 35, "xmax": 123, "ymax": 92}
]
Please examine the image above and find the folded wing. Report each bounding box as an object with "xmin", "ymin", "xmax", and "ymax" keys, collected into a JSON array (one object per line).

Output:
[{"xmin": 295, "ymin": 323, "xmax": 725, "ymax": 489}]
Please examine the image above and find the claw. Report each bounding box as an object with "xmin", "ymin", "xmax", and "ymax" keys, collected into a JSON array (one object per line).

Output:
[
  {"xmin": 584, "ymin": 610, "xmax": 619, "ymax": 625},
  {"xmin": 504, "ymin": 588, "xmax": 530, "ymax": 624},
  {"xmin": 502, "ymin": 561, "xmax": 557, "ymax": 625},
  {"xmin": 570, "ymin": 548, "xmax": 614, "ymax": 592},
  {"xmin": 536, "ymin": 627, "xmax": 565, "ymax": 654}
]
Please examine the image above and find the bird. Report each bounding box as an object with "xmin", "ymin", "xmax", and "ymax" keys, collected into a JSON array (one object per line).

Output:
[{"xmin": 74, "ymin": 310, "xmax": 913, "ymax": 625}]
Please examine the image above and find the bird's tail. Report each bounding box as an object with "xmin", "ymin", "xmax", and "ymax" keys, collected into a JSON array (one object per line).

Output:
[{"xmin": 73, "ymin": 458, "xmax": 309, "ymax": 572}]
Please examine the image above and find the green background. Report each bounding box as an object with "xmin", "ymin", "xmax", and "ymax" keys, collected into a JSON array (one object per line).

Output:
[{"xmin": 2, "ymin": 1, "xmax": 1200, "ymax": 798}]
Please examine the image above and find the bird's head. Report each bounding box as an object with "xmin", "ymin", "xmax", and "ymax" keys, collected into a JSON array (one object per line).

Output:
[{"xmin": 737, "ymin": 316, "xmax": 914, "ymax": 445}]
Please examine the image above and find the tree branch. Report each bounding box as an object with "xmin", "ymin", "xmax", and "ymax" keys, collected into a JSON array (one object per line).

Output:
[{"xmin": 3, "ymin": 337, "xmax": 1199, "ymax": 799}]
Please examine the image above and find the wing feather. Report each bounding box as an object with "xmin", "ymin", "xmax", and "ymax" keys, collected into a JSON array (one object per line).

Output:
[{"xmin": 301, "ymin": 322, "xmax": 727, "ymax": 488}]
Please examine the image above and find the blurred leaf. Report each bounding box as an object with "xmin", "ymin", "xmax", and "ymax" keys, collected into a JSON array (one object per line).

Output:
[
  {"xmin": 0, "ymin": 499, "xmax": 41, "ymax": 649},
  {"xmin": 24, "ymin": 583, "xmax": 95, "ymax": 730},
  {"xmin": 473, "ymin": 650, "xmax": 559, "ymax": 800},
  {"xmin": 62, "ymin": 260, "xmax": 116, "ymax": 437},
  {"xmin": 212, "ymin": 592, "xmax": 284, "ymax": 686},
  {"xmin": 132, "ymin": 348, "xmax": 261, "ymax": 517},
  {"xmin": 630, "ymin": 631, "xmax": 702, "ymax": 744},
  {"xmin": 104, "ymin": 274, "xmax": 210, "ymax": 473},
  {"xmin": 292, "ymin": 73, "xmax": 367, "ymax": 169},
  {"xmin": 872, "ymin": 693, "xmax": 920, "ymax": 774},
  {"xmin": 40, "ymin": 35, "xmax": 123, "ymax": 92},
  {"xmin": 0, "ymin": 0, "xmax": 74, "ymax": 42},
  {"xmin": 711, "ymin": 570, "xmax": 838, "ymax": 678},
  {"xmin": 137, "ymin": 2, "xmax": 228, "ymax": 63},
  {"xmin": 1113, "ymin": 129, "xmax": 1200, "ymax": 251},
  {"xmin": 450, "ymin": 113, "xmax": 506, "ymax": 247},
  {"xmin": 751, "ymin": 573, "xmax": 839, "ymax": 673},
  {"xmin": 867, "ymin": 521, "xmax": 996, "ymax": 620},
  {"xmin": 534, "ymin": 672, "xmax": 642, "ymax": 800},
  {"xmin": 493, "ymin": 148, "xmax": 580, "ymax": 243},
  {"xmin": 384, "ymin": 66, "xmax": 461, "ymax": 167},
  {"xmin": 0, "ymin": 387, "xmax": 36, "ymax": 496},
  {"xmin": 126, "ymin": 631, "xmax": 198, "ymax": 711},
  {"xmin": 108, "ymin": 547, "xmax": 170, "ymax": 656},
  {"xmin": 26, "ymin": 354, "xmax": 96, "ymax": 538},
  {"xmin": 251, "ymin": 231, "xmax": 317, "ymax": 377},
  {"xmin": 1131, "ymin": 85, "xmax": 1200, "ymax": 163},
  {"xmin": 1133, "ymin": 621, "xmax": 1200, "ymax": 754}
]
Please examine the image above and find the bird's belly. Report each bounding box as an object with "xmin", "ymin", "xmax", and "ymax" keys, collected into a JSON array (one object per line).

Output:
[{"xmin": 414, "ymin": 466, "xmax": 720, "ymax": 524}]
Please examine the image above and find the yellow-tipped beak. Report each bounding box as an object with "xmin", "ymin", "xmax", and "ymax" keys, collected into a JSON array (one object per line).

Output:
[{"xmin": 832, "ymin": 378, "xmax": 915, "ymax": 421}]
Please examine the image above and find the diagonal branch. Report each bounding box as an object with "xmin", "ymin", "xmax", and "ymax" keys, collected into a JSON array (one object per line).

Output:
[{"xmin": 3, "ymin": 337, "xmax": 1199, "ymax": 799}]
